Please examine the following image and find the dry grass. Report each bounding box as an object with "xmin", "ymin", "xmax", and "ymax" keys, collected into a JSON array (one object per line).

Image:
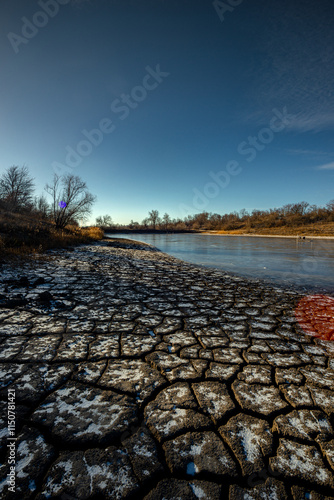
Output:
[
  {"xmin": 0, "ymin": 210, "xmax": 104, "ymax": 261},
  {"xmin": 204, "ymin": 222, "xmax": 334, "ymax": 237}
]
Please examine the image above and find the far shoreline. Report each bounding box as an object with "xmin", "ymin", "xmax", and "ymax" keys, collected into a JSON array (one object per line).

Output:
[
  {"xmin": 198, "ymin": 232, "xmax": 334, "ymax": 240},
  {"xmin": 106, "ymin": 230, "xmax": 334, "ymax": 240}
]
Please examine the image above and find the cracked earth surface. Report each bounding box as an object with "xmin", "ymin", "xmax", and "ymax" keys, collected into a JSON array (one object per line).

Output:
[{"xmin": 0, "ymin": 239, "xmax": 334, "ymax": 499}]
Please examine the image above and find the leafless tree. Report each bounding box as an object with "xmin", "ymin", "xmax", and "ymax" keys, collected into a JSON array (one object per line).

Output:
[
  {"xmin": 148, "ymin": 209, "xmax": 160, "ymax": 230},
  {"xmin": 34, "ymin": 194, "xmax": 50, "ymax": 219},
  {"xmin": 0, "ymin": 165, "xmax": 35, "ymax": 212},
  {"xmin": 45, "ymin": 174, "xmax": 96, "ymax": 229},
  {"xmin": 96, "ymin": 214, "xmax": 112, "ymax": 228},
  {"xmin": 162, "ymin": 212, "xmax": 171, "ymax": 231},
  {"xmin": 141, "ymin": 217, "xmax": 149, "ymax": 229}
]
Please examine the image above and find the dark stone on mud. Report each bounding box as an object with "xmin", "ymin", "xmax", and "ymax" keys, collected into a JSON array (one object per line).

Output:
[
  {"xmin": 0, "ymin": 298, "xmax": 28, "ymax": 308},
  {"xmin": 33, "ymin": 277, "xmax": 45, "ymax": 286},
  {"xmin": 19, "ymin": 276, "xmax": 30, "ymax": 287},
  {"xmin": 38, "ymin": 291, "xmax": 53, "ymax": 302}
]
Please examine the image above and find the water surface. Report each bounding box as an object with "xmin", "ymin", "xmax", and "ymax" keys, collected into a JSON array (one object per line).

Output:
[{"xmin": 107, "ymin": 233, "xmax": 334, "ymax": 292}]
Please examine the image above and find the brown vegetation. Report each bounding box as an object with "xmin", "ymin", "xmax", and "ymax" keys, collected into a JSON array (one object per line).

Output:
[
  {"xmin": 114, "ymin": 202, "xmax": 334, "ymax": 236},
  {"xmin": 0, "ymin": 210, "xmax": 103, "ymax": 260}
]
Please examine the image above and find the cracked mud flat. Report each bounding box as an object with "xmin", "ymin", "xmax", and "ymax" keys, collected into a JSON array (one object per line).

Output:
[{"xmin": 0, "ymin": 239, "xmax": 334, "ymax": 499}]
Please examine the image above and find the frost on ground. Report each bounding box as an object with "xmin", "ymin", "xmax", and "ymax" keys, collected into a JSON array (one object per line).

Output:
[{"xmin": 0, "ymin": 240, "xmax": 333, "ymax": 499}]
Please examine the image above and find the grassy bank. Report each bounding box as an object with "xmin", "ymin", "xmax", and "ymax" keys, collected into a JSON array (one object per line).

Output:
[
  {"xmin": 0, "ymin": 210, "xmax": 104, "ymax": 260},
  {"xmin": 200, "ymin": 222, "xmax": 334, "ymax": 237}
]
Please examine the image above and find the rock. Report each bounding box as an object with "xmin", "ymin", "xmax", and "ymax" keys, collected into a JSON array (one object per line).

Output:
[
  {"xmin": 0, "ymin": 298, "xmax": 28, "ymax": 308},
  {"xmin": 32, "ymin": 277, "xmax": 45, "ymax": 286},
  {"xmin": 19, "ymin": 276, "xmax": 30, "ymax": 287},
  {"xmin": 38, "ymin": 291, "xmax": 53, "ymax": 302}
]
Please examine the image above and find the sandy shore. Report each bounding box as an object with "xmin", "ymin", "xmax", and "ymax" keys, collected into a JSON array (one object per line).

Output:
[{"xmin": 0, "ymin": 239, "xmax": 333, "ymax": 499}]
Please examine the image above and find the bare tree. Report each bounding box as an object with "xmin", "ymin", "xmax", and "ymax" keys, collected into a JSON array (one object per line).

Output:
[
  {"xmin": 102, "ymin": 214, "xmax": 112, "ymax": 227},
  {"xmin": 34, "ymin": 194, "xmax": 50, "ymax": 219},
  {"xmin": 162, "ymin": 212, "xmax": 171, "ymax": 231},
  {"xmin": 0, "ymin": 165, "xmax": 35, "ymax": 212},
  {"xmin": 141, "ymin": 217, "xmax": 149, "ymax": 229},
  {"xmin": 45, "ymin": 174, "xmax": 96, "ymax": 229},
  {"xmin": 148, "ymin": 209, "xmax": 160, "ymax": 230},
  {"xmin": 326, "ymin": 200, "xmax": 334, "ymax": 221},
  {"xmin": 96, "ymin": 214, "xmax": 112, "ymax": 227}
]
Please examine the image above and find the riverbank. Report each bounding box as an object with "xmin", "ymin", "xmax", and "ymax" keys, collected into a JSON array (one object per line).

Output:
[
  {"xmin": 0, "ymin": 210, "xmax": 104, "ymax": 259},
  {"xmin": 199, "ymin": 221, "xmax": 334, "ymax": 238},
  {"xmin": 200, "ymin": 231, "xmax": 334, "ymax": 240},
  {"xmin": 0, "ymin": 239, "xmax": 333, "ymax": 499}
]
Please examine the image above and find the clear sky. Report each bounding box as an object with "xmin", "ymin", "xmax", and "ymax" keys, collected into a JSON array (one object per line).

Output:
[{"xmin": 1, "ymin": 0, "xmax": 333, "ymax": 225}]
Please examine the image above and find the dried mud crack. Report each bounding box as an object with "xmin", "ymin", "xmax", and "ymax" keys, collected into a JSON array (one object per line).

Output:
[{"xmin": 0, "ymin": 239, "xmax": 334, "ymax": 499}]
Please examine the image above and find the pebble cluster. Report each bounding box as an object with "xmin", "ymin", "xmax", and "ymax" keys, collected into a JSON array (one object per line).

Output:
[{"xmin": 0, "ymin": 239, "xmax": 333, "ymax": 499}]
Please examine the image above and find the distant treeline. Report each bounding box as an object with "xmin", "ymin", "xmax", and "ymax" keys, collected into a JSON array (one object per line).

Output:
[{"xmin": 102, "ymin": 202, "xmax": 334, "ymax": 232}]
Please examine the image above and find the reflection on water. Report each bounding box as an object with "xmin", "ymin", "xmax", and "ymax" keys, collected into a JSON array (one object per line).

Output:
[{"xmin": 107, "ymin": 233, "xmax": 334, "ymax": 291}]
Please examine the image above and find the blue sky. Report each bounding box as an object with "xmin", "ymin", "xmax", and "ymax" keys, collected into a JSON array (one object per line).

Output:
[{"xmin": 1, "ymin": 0, "xmax": 333, "ymax": 224}]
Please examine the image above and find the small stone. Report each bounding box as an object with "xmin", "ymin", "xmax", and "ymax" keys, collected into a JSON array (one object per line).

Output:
[
  {"xmin": 19, "ymin": 276, "xmax": 30, "ymax": 287},
  {"xmin": 38, "ymin": 291, "xmax": 53, "ymax": 303},
  {"xmin": 33, "ymin": 277, "xmax": 45, "ymax": 286},
  {"xmin": 0, "ymin": 298, "xmax": 28, "ymax": 308}
]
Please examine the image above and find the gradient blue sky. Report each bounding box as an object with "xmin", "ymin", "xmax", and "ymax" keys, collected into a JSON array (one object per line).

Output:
[{"xmin": 1, "ymin": 0, "xmax": 333, "ymax": 224}]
